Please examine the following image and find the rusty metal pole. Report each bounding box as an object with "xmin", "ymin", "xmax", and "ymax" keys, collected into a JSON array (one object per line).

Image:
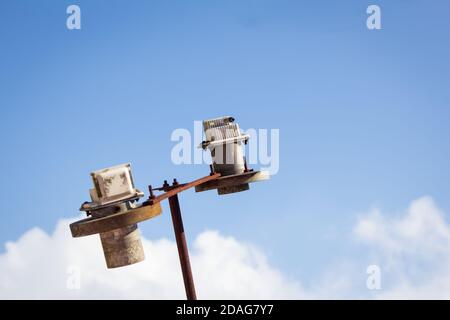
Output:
[
  {"xmin": 168, "ymin": 193, "xmax": 197, "ymax": 300},
  {"xmin": 147, "ymin": 176, "xmax": 218, "ymax": 300}
]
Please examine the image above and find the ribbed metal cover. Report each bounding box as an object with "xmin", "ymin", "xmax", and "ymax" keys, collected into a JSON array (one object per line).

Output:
[{"xmin": 203, "ymin": 116, "xmax": 242, "ymax": 142}]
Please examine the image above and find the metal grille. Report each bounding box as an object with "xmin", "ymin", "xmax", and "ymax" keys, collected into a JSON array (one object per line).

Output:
[{"xmin": 203, "ymin": 117, "xmax": 241, "ymax": 142}]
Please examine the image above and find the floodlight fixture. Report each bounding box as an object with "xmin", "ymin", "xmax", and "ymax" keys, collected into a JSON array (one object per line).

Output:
[
  {"xmin": 196, "ymin": 116, "xmax": 270, "ymax": 195},
  {"xmin": 69, "ymin": 116, "xmax": 270, "ymax": 300},
  {"xmin": 70, "ymin": 163, "xmax": 161, "ymax": 268}
]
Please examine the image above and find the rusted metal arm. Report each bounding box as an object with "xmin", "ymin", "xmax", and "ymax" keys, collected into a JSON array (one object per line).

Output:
[{"xmin": 143, "ymin": 173, "xmax": 220, "ymax": 206}]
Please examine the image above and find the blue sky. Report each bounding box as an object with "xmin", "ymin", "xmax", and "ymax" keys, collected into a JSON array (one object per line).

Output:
[{"xmin": 1, "ymin": 0, "xmax": 450, "ymax": 297}]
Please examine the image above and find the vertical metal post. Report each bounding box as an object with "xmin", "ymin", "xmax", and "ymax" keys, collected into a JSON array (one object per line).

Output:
[{"xmin": 168, "ymin": 194, "xmax": 197, "ymax": 300}]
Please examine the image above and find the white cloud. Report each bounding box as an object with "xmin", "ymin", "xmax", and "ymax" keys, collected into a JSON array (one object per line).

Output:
[
  {"xmin": 354, "ymin": 196, "xmax": 450, "ymax": 255},
  {"xmin": 0, "ymin": 217, "xmax": 306, "ymax": 299},
  {"xmin": 354, "ymin": 196, "xmax": 450, "ymax": 299},
  {"xmin": 2, "ymin": 196, "xmax": 450, "ymax": 299}
]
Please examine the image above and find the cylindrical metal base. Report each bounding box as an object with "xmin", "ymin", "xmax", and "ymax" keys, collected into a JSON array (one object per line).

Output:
[
  {"xmin": 212, "ymin": 142, "xmax": 245, "ymax": 175},
  {"xmin": 99, "ymin": 224, "xmax": 145, "ymax": 268},
  {"xmin": 212, "ymin": 142, "xmax": 250, "ymax": 195}
]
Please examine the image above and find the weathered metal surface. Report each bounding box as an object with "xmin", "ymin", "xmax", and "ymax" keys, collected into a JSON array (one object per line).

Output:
[
  {"xmin": 89, "ymin": 163, "xmax": 143, "ymax": 206},
  {"xmin": 99, "ymin": 224, "xmax": 145, "ymax": 268},
  {"xmin": 211, "ymin": 142, "xmax": 246, "ymax": 176},
  {"xmin": 79, "ymin": 192, "xmax": 143, "ymax": 212},
  {"xmin": 70, "ymin": 202, "xmax": 162, "ymax": 237},
  {"xmin": 200, "ymin": 116, "xmax": 249, "ymax": 149},
  {"xmin": 217, "ymin": 183, "xmax": 250, "ymax": 195},
  {"xmin": 199, "ymin": 116, "xmax": 261, "ymax": 195},
  {"xmin": 195, "ymin": 170, "xmax": 270, "ymax": 194},
  {"xmin": 144, "ymin": 174, "xmax": 220, "ymax": 205}
]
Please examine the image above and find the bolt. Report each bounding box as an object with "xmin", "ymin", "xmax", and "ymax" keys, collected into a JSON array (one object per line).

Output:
[{"xmin": 148, "ymin": 185, "xmax": 155, "ymax": 199}]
